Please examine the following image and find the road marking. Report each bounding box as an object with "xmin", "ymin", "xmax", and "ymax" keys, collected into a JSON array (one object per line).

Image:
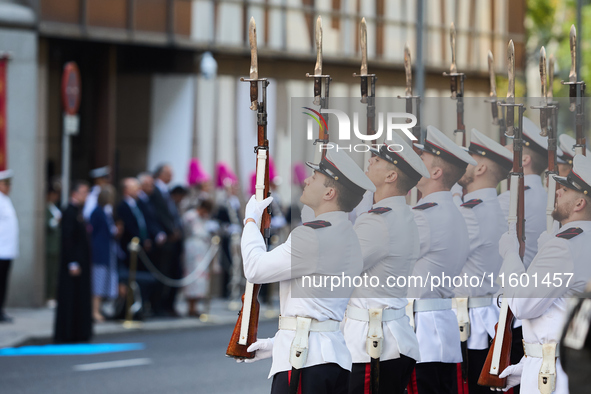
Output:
[
  {"xmin": 73, "ymin": 358, "xmax": 152, "ymax": 372},
  {"xmin": 0, "ymin": 343, "xmax": 145, "ymax": 357}
]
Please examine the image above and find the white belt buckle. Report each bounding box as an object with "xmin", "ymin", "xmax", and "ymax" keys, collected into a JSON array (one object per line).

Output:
[
  {"xmin": 366, "ymin": 308, "xmax": 384, "ymax": 359},
  {"xmin": 405, "ymin": 301, "xmax": 415, "ymax": 331},
  {"xmin": 289, "ymin": 316, "xmax": 312, "ymax": 369},
  {"xmin": 455, "ymin": 297, "xmax": 470, "ymax": 342},
  {"xmin": 538, "ymin": 343, "xmax": 557, "ymax": 394}
]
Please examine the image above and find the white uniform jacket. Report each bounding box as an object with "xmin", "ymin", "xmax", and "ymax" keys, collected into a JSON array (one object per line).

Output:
[
  {"xmin": 343, "ymin": 196, "xmax": 421, "ymax": 363},
  {"xmin": 501, "ymin": 220, "xmax": 591, "ymax": 394},
  {"xmin": 410, "ymin": 191, "xmax": 469, "ymax": 363},
  {"xmin": 0, "ymin": 192, "xmax": 18, "ymax": 260},
  {"xmin": 456, "ymin": 188, "xmax": 505, "ymax": 349},
  {"xmin": 242, "ymin": 211, "xmax": 364, "ymax": 378},
  {"xmin": 498, "ymin": 174, "xmax": 547, "ymax": 268}
]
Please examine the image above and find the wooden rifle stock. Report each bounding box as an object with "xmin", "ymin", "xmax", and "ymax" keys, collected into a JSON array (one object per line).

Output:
[
  {"xmin": 478, "ymin": 308, "xmax": 515, "ymax": 388},
  {"xmin": 226, "ymin": 284, "xmax": 261, "ymax": 358}
]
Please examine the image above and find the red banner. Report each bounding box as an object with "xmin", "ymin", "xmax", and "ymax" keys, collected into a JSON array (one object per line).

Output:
[{"xmin": 0, "ymin": 56, "xmax": 7, "ymax": 171}]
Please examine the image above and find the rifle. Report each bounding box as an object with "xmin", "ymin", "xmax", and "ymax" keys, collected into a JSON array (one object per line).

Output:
[
  {"xmin": 226, "ymin": 17, "xmax": 271, "ymax": 360},
  {"xmin": 562, "ymin": 25, "xmax": 587, "ymax": 156},
  {"xmin": 478, "ymin": 40, "xmax": 525, "ymax": 390},
  {"xmin": 353, "ymin": 18, "xmax": 378, "ymax": 149},
  {"xmin": 531, "ymin": 47, "xmax": 559, "ymax": 232},
  {"xmin": 398, "ymin": 44, "xmax": 422, "ymax": 204},
  {"xmin": 306, "ymin": 16, "xmax": 331, "ymax": 163},
  {"xmin": 353, "ymin": 18, "xmax": 379, "ymax": 393},
  {"xmin": 443, "ymin": 22, "xmax": 466, "ymax": 147}
]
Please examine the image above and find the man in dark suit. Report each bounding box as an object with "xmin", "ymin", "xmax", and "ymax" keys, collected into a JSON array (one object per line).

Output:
[
  {"xmin": 54, "ymin": 180, "xmax": 93, "ymax": 343},
  {"xmin": 150, "ymin": 164, "xmax": 183, "ymax": 316}
]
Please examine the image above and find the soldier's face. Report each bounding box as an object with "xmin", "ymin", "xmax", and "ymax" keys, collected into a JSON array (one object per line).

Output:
[
  {"xmin": 416, "ymin": 152, "xmax": 435, "ymax": 190},
  {"xmin": 0, "ymin": 179, "xmax": 10, "ymax": 195},
  {"xmin": 552, "ymin": 186, "xmax": 578, "ymax": 223},
  {"xmin": 458, "ymin": 163, "xmax": 475, "ymax": 188},
  {"xmin": 366, "ymin": 155, "xmax": 392, "ymax": 187},
  {"xmin": 300, "ymin": 171, "xmax": 329, "ymax": 208}
]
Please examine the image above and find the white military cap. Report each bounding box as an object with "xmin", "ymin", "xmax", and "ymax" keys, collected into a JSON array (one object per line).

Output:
[
  {"xmin": 522, "ymin": 117, "xmax": 564, "ymax": 158},
  {"xmin": 414, "ymin": 125, "xmax": 477, "ymax": 167},
  {"xmin": 557, "ymin": 134, "xmax": 591, "ymax": 164},
  {"xmin": 369, "ymin": 132, "xmax": 430, "ymax": 181},
  {"xmin": 89, "ymin": 166, "xmax": 110, "ymax": 179},
  {"xmin": 0, "ymin": 169, "xmax": 14, "ymax": 181},
  {"xmin": 306, "ymin": 146, "xmax": 376, "ymax": 195},
  {"xmin": 554, "ymin": 154, "xmax": 591, "ymax": 196},
  {"xmin": 468, "ymin": 128, "xmax": 513, "ymax": 171}
]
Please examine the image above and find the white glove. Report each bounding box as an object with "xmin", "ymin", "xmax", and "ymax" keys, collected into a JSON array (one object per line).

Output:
[
  {"xmin": 235, "ymin": 337, "xmax": 274, "ymax": 364},
  {"xmin": 498, "ymin": 359, "xmax": 524, "ymax": 392},
  {"xmin": 451, "ymin": 182, "xmax": 463, "ymax": 198},
  {"xmin": 499, "ymin": 222, "xmax": 520, "ymax": 259},
  {"xmin": 244, "ymin": 195, "xmax": 273, "ymax": 227}
]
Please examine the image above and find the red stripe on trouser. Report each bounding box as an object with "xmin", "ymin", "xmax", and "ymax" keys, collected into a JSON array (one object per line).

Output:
[
  {"xmin": 456, "ymin": 363, "xmax": 469, "ymax": 394},
  {"xmin": 406, "ymin": 368, "xmax": 418, "ymax": 394},
  {"xmin": 287, "ymin": 370, "xmax": 302, "ymax": 394},
  {"xmin": 364, "ymin": 363, "xmax": 371, "ymax": 394}
]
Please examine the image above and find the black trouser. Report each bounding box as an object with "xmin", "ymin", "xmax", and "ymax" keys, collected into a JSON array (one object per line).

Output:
[
  {"xmin": 510, "ymin": 325, "xmax": 524, "ymax": 394},
  {"xmin": 162, "ymin": 240, "xmax": 182, "ymax": 312},
  {"xmin": 467, "ymin": 348, "xmax": 490, "ymax": 394},
  {"xmin": 0, "ymin": 259, "xmax": 11, "ymax": 314},
  {"xmin": 271, "ymin": 363, "xmax": 349, "ymax": 394},
  {"xmin": 349, "ymin": 355, "xmax": 416, "ymax": 394},
  {"xmin": 412, "ymin": 362, "xmax": 458, "ymax": 394}
]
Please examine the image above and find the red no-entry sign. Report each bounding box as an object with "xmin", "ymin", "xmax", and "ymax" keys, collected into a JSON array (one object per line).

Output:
[{"xmin": 61, "ymin": 62, "xmax": 81, "ymax": 115}]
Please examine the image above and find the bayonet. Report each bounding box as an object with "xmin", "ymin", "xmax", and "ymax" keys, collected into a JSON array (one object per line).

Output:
[
  {"xmin": 569, "ymin": 25, "xmax": 577, "ymax": 111},
  {"xmin": 359, "ymin": 17, "xmax": 368, "ymax": 103},
  {"xmin": 404, "ymin": 44, "xmax": 413, "ymax": 115},
  {"xmin": 312, "ymin": 16, "xmax": 323, "ymax": 105},
  {"xmin": 548, "ymin": 54, "xmax": 555, "ymax": 100},
  {"xmin": 488, "ymin": 51, "xmax": 499, "ymax": 125},
  {"xmin": 248, "ymin": 17, "xmax": 258, "ymax": 111},
  {"xmin": 506, "ymin": 40, "xmax": 515, "ymax": 137},
  {"xmin": 539, "ymin": 47, "xmax": 548, "ymax": 136},
  {"xmin": 450, "ymin": 22, "xmax": 457, "ymax": 74},
  {"xmin": 443, "ymin": 22, "xmax": 466, "ymax": 146}
]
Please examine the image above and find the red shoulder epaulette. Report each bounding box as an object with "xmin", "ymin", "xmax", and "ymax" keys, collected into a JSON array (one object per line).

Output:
[
  {"xmin": 368, "ymin": 207, "xmax": 392, "ymax": 214},
  {"xmin": 556, "ymin": 227, "xmax": 583, "ymax": 240},
  {"xmin": 460, "ymin": 199, "xmax": 483, "ymax": 209},
  {"xmin": 302, "ymin": 220, "xmax": 332, "ymax": 229},
  {"xmin": 413, "ymin": 202, "xmax": 438, "ymax": 210}
]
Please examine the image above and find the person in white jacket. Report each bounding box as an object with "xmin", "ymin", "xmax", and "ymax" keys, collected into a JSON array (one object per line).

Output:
[
  {"xmin": 498, "ymin": 154, "xmax": 591, "ymax": 394},
  {"xmin": 238, "ymin": 148, "xmax": 375, "ymax": 394},
  {"xmin": 343, "ymin": 134, "xmax": 429, "ymax": 394}
]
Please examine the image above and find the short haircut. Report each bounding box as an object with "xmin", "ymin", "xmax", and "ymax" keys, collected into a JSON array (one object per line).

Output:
[
  {"xmin": 432, "ymin": 155, "xmax": 467, "ymax": 189},
  {"xmin": 385, "ymin": 161, "xmax": 419, "ymax": 194},
  {"xmin": 323, "ymin": 177, "xmax": 364, "ymax": 213},
  {"xmin": 153, "ymin": 164, "xmax": 169, "ymax": 179},
  {"xmin": 70, "ymin": 179, "xmax": 90, "ymax": 195},
  {"xmin": 198, "ymin": 199, "xmax": 214, "ymax": 214},
  {"xmin": 484, "ymin": 158, "xmax": 511, "ymax": 185},
  {"xmin": 98, "ymin": 184, "xmax": 116, "ymax": 207},
  {"xmin": 170, "ymin": 185, "xmax": 187, "ymax": 196},
  {"xmin": 524, "ymin": 147, "xmax": 548, "ymax": 175},
  {"xmin": 137, "ymin": 172, "xmax": 153, "ymax": 184}
]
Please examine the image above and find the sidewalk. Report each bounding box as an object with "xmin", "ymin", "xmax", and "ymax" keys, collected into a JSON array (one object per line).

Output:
[{"xmin": 0, "ymin": 298, "xmax": 279, "ymax": 348}]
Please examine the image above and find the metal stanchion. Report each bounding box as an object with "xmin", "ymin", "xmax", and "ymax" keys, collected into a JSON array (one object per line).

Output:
[{"xmin": 123, "ymin": 237, "xmax": 142, "ymax": 329}]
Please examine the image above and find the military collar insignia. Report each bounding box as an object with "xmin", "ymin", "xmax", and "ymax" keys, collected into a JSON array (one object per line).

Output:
[
  {"xmin": 460, "ymin": 199, "xmax": 483, "ymax": 208},
  {"xmin": 303, "ymin": 220, "xmax": 332, "ymax": 229},
  {"xmin": 412, "ymin": 202, "xmax": 438, "ymax": 210},
  {"xmin": 556, "ymin": 227, "xmax": 583, "ymax": 239},
  {"xmin": 368, "ymin": 207, "xmax": 392, "ymax": 214}
]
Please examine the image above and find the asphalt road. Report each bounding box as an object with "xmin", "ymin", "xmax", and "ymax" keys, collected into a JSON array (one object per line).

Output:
[{"xmin": 0, "ymin": 320, "xmax": 278, "ymax": 394}]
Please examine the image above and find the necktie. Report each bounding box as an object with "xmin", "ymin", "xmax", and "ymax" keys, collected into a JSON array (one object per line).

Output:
[{"xmin": 130, "ymin": 203, "xmax": 148, "ymax": 240}]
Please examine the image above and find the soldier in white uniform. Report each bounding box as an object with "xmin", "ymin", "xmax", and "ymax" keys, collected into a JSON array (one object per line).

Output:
[
  {"xmin": 83, "ymin": 166, "xmax": 110, "ymax": 220},
  {"xmin": 497, "ymin": 118, "xmax": 561, "ymax": 268},
  {"xmin": 407, "ymin": 125, "xmax": 476, "ymax": 394},
  {"xmin": 557, "ymin": 133, "xmax": 591, "ymax": 177},
  {"xmin": 454, "ymin": 129, "xmax": 513, "ymax": 393},
  {"xmin": 498, "ymin": 154, "xmax": 591, "ymax": 394},
  {"xmin": 238, "ymin": 148, "xmax": 376, "ymax": 394},
  {"xmin": 0, "ymin": 169, "xmax": 18, "ymax": 323},
  {"xmin": 344, "ymin": 134, "xmax": 429, "ymax": 394}
]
